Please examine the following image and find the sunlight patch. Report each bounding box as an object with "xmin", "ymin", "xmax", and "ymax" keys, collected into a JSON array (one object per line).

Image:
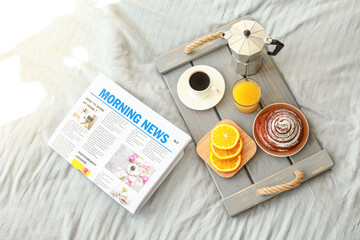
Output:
[{"xmin": 0, "ymin": 56, "xmax": 46, "ymax": 126}]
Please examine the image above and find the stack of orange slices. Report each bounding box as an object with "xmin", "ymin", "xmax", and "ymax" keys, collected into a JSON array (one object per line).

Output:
[{"xmin": 210, "ymin": 124, "xmax": 243, "ymax": 172}]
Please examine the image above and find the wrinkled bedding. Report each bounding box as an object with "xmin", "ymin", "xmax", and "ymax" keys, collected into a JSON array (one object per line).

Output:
[{"xmin": 0, "ymin": 0, "xmax": 359, "ymax": 239}]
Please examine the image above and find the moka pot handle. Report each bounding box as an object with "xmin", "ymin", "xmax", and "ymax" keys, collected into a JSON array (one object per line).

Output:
[{"xmin": 267, "ymin": 39, "xmax": 284, "ymax": 56}]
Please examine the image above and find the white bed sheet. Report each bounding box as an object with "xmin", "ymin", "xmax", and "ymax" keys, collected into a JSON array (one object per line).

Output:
[{"xmin": 0, "ymin": 0, "xmax": 359, "ymax": 239}]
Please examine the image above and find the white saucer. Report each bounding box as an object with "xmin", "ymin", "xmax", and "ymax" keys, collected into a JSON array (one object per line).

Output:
[{"xmin": 177, "ymin": 65, "xmax": 225, "ymax": 111}]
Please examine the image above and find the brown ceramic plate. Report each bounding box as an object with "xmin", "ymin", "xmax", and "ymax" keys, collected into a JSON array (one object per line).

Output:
[{"xmin": 252, "ymin": 103, "xmax": 309, "ymax": 157}]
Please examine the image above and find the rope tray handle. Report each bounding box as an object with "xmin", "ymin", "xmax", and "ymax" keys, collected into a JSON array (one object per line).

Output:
[
  {"xmin": 256, "ymin": 170, "xmax": 304, "ymax": 196},
  {"xmin": 184, "ymin": 30, "xmax": 224, "ymax": 54}
]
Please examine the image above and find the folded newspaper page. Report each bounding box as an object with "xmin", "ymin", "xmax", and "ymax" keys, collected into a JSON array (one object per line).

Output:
[{"xmin": 48, "ymin": 74, "xmax": 191, "ymax": 214}]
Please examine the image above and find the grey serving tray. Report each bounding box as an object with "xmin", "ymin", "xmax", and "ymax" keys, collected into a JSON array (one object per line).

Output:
[{"xmin": 154, "ymin": 16, "xmax": 334, "ymax": 217}]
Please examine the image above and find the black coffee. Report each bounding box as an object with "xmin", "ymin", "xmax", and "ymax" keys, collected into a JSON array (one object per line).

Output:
[{"xmin": 189, "ymin": 71, "xmax": 210, "ymax": 91}]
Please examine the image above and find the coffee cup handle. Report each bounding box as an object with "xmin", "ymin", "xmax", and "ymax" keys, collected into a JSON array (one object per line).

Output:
[{"xmin": 210, "ymin": 85, "xmax": 219, "ymax": 94}]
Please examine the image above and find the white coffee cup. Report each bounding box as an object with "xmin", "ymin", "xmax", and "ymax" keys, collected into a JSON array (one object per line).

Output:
[{"xmin": 188, "ymin": 71, "xmax": 219, "ymax": 97}]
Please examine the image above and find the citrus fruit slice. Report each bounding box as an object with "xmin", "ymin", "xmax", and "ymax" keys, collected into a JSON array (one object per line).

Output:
[
  {"xmin": 210, "ymin": 152, "xmax": 241, "ymax": 172},
  {"xmin": 210, "ymin": 124, "xmax": 240, "ymax": 150},
  {"xmin": 210, "ymin": 137, "xmax": 243, "ymax": 160}
]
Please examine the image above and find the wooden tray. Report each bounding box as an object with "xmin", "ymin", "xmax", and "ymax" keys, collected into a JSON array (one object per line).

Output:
[
  {"xmin": 196, "ymin": 119, "xmax": 257, "ymax": 178},
  {"xmin": 154, "ymin": 16, "xmax": 334, "ymax": 217}
]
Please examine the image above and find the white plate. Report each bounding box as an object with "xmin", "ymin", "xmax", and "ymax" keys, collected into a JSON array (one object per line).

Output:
[{"xmin": 177, "ymin": 65, "xmax": 225, "ymax": 111}]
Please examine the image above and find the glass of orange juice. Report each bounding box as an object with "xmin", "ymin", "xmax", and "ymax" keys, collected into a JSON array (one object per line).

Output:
[{"xmin": 232, "ymin": 78, "xmax": 261, "ymax": 113}]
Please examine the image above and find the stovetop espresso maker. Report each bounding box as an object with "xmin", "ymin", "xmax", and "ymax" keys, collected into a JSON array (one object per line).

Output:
[
  {"xmin": 184, "ymin": 19, "xmax": 284, "ymax": 76},
  {"xmin": 221, "ymin": 20, "xmax": 284, "ymax": 76}
]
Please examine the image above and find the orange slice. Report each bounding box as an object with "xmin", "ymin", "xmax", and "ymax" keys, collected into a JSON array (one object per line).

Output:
[
  {"xmin": 211, "ymin": 137, "xmax": 243, "ymax": 160},
  {"xmin": 210, "ymin": 152, "xmax": 241, "ymax": 172},
  {"xmin": 210, "ymin": 124, "xmax": 240, "ymax": 150}
]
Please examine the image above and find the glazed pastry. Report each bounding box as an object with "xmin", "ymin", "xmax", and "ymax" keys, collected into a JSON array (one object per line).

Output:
[{"xmin": 255, "ymin": 108, "xmax": 303, "ymax": 151}]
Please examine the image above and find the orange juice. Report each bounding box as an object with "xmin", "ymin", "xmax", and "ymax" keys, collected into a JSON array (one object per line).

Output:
[{"xmin": 232, "ymin": 78, "xmax": 261, "ymax": 113}]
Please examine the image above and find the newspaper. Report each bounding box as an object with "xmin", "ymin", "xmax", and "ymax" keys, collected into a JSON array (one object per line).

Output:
[{"xmin": 48, "ymin": 74, "xmax": 191, "ymax": 214}]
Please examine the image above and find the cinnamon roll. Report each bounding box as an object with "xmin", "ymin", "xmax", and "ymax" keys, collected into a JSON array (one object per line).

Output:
[{"xmin": 255, "ymin": 108, "xmax": 304, "ymax": 151}]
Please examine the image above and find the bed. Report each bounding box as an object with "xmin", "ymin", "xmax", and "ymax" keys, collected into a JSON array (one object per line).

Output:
[{"xmin": 0, "ymin": 0, "xmax": 359, "ymax": 239}]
